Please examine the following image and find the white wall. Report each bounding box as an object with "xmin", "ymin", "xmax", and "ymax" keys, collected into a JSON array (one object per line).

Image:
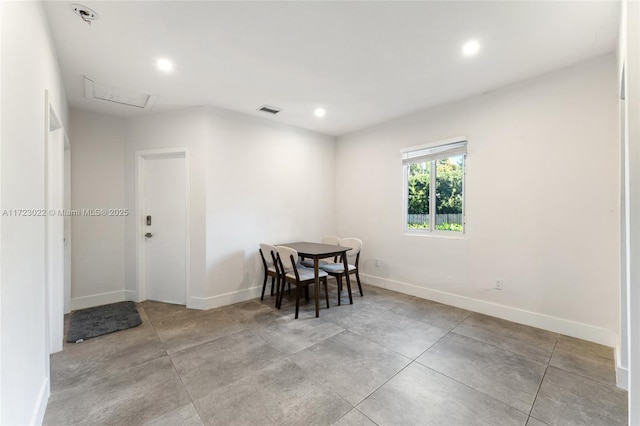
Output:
[
  {"xmin": 203, "ymin": 108, "xmax": 336, "ymax": 308},
  {"xmin": 122, "ymin": 107, "xmax": 335, "ymax": 308},
  {"xmin": 69, "ymin": 109, "xmax": 126, "ymax": 310},
  {"xmin": 0, "ymin": 1, "xmax": 68, "ymax": 424},
  {"xmin": 124, "ymin": 108, "xmax": 209, "ymax": 305},
  {"xmin": 336, "ymin": 55, "xmax": 619, "ymax": 346}
]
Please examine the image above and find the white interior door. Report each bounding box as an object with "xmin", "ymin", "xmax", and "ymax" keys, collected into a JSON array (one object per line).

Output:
[{"xmin": 143, "ymin": 155, "xmax": 187, "ymax": 304}]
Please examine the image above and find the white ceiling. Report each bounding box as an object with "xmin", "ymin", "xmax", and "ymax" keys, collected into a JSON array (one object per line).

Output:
[{"xmin": 43, "ymin": 1, "xmax": 620, "ymax": 136}]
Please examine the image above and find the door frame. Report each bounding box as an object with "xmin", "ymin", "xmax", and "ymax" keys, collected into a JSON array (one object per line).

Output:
[
  {"xmin": 135, "ymin": 147, "xmax": 191, "ymax": 307},
  {"xmin": 63, "ymin": 144, "xmax": 71, "ymax": 314},
  {"xmin": 45, "ymin": 90, "xmax": 66, "ymax": 354}
]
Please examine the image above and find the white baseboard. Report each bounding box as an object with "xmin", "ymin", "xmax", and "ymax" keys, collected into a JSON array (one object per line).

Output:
[
  {"xmin": 615, "ymin": 347, "xmax": 629, "ymax": 390},
  {"xmin": 89, "ymin": 286, "xmax": 263, "ymax": 311},
  {"xmin": 29, "ymin": 377, "xmax": 50, "ymax": 426},
  {"xmin": 189, "ymin": 286, "xmax": 263, "ymax": 310},
  {"xmin": 124, "ymin": 289, "xmax": 137, "ymax": 302},
  {"xmin": 71, "ymin": 290, "xmax": 126, "ymax": 310},
  {"xmin": 615, "ymin": 365, "xmax": 629, "ymax": 390},
  {"xmin": 361, "ymin": 273, "xmax": 618, "ymax": 347}
]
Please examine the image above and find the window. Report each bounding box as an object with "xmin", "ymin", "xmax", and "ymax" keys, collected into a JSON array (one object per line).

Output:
[{"xmin": 403, "ymin": 139, "xmax": 466, "ymax": 234}]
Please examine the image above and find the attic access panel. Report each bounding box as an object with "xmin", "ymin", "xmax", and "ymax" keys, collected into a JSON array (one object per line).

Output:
[{"xmin": 84, "ymin": 77, "xmax": 157, "ymax": 111}]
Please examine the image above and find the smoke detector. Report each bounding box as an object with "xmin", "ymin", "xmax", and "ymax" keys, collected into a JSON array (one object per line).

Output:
[{"xmin": 70, "ymin": 4, "xmax": 99, "ymax": 25}]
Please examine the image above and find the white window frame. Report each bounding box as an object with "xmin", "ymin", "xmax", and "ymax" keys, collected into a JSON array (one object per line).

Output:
[{"xmin": 402, "ymin": 136, "xmax": 467, "ymax": 236}]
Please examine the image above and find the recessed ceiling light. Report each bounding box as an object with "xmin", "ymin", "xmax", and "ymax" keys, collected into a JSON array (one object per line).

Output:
[
  {"xmin": 315, "ymin": 108, "xmax": 326, "ymax": 117},
  {"xmin": 462, "ymin": 40, "xmax": 480, "ymax": 56},
  {"xmin": 156, "ymin": 58, "xmax": 173, "ymax": 72}
]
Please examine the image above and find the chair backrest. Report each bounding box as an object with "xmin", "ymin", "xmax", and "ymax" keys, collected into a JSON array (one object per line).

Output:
[
  {"xmin": 259, "ymin": 243, "xmax": 278, "ymax": 267},
  {"xmin": 276, "ymin": 246, "xmax": 298, "ymax": 273},
  {"xmin": 321, "ymin": 236, "xmax": 340, "ymax": 245},
  {"xmin": 340, "ymin": 237, "xmax": 362, "ymax": 259}
]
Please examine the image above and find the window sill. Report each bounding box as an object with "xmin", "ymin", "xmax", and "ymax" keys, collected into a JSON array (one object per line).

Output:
[{"xmin": 403, "ymin": 230, "xmax": 466, "ymax": 240}]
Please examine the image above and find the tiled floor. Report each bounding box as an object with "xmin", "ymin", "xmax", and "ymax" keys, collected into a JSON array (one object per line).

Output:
[{"xmin": 44, "ymin": 284, "xmax": 628, "ymax": 426}]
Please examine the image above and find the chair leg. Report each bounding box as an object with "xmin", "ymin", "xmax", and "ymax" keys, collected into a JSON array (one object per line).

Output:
[
  {"xmin": 277, "ymin": 278, "xmax": 286, "ymax": 309},
  {"xmin": 275, "ymin": 275, "xmax": 280, "ymax": 308},
  {"xmin": 355, "ymin": 270, "xmax": 363, "ymax": 296},
  {"xmin": 304, "ymin": 286, "xmax": 310, "ymax": 301},
  {"xmin": 323, "ymin": 277, "xmax": 329, "ymax": 309},
  {"xmin": 295, "ymin": 285, "xmax": 300, "ymax": 319},
  {"xmin": 270, "ymin": 275, "xmax": 275, "ymax": 296},
  {"xmin": 336, "ymin": 275, "xmax": 343, "ymax": 306},
  {"xmin": 345, "ymin": 274, "xmax": 353, "ymax": 304},
  {"xmin": 260, "ymin": 272, "xmax": 268, "ymax": 300}
]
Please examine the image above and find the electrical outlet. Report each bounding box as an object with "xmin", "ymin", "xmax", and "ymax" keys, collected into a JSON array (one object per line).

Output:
[
  {"xmin": 374, "ymin": 258, "xmax": 380, "ymax": 267},
  {"xmin": 495, "ymin": 279, "xmax": 504, "ymax": 290}
]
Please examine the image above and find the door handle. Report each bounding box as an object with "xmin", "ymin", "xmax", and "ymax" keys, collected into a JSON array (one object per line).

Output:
[{"xmin": 145, "ymin": 232, "xmax": 153, "ymax": 238}]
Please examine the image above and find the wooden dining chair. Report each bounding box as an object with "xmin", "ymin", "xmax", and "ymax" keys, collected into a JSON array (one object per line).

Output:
[
  {"xmin": 301, "ymin": 236, "xmax": 340, "ymax": 268},
  {"xmin": 276, "ymin": 246, "xmax": 330, "ymax": 319},
  {"xmin": 259, "ymin": 243, "xmax": 280, "ymax": 301},
  {"xmin": 319, "ymin": 237, "xmax": 363, "ymax": 304}
]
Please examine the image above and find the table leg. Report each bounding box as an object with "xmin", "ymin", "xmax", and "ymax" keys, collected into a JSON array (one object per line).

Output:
[
  {"xmin": 343, "ymin": 253, "xmax": 353, "ymax": 304},
  {"xmin": 314, "ymin": 257, "xmax": 320, "ymax": 317}
]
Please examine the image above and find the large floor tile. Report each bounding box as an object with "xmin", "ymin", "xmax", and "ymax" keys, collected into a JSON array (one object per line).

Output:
[
  {"xmin": 357, "ymin": 285, "xmax": 414, "ymax": 310},
  {"xmin": 531, "ymin": 366, "xmax": 627, "ymax": 426},
  {"xmin": 417, "ymin": 332, "xmax": 546, "ymax": 413},
  {"xmin": 51, "ymin": 306, "xmax": 166, "ymax": 393},
  {"xmin": 45, "ymin": 297, "xmax": 628, "ymax": 426},
  {"xmin": 332, "ymin": 409, "xmax": 377, "ymax": 426},
  {"xmin": 549, "ymin": 335, "xmax": 616, "ymax": 385},
  {"xmin": 335, "ymin": 281, "xmax": 362, "ymax": 305},
  {"xmin": 44, "ymin": 356, "xmax": 191, "ymax": 426},
  {"xmin": 318, "ymin": 293, "xmax": 376, "ymax": 323},
  {"xmin": 140, "ymin": 300, "xmax": 195, "ymax": 323},
  {"xmin": 526, "ymin": 417, "xmax": 550, "ymax": 426},
  {"xmin": 195, "ymin": 358, "xmax": 351, "ymax": 426},
  {"xmin": 357, "ymin": 362, "xmax": 527, "ymax": 425},
  {"xmin": 290, "ymin": 330, "xmax": 411, "ymax": 405},
  {"xmin": 328, "ymin": 307, "xmax": 448, "ymax": 359},
  {"xmin": 453, "ymin": 313, "xmax": 557, "ymax": 363},
  {"xmin": 253, "ymin": 316, "xmax": 344, "ymax": 355},
  {"xmin": 143, "ymin": 403, "xmax": 204, "ymax": 426},
  {"xmin": 270, "ymin": 284, "xmax": 338, "ymax": 319},
  {"xmin": 222, "ymin": 299, "xmax": 282, "ymax": 327},
  {"xmin": 170, "ymin": 329, "xmax": 282, "ymax": 400},
  {"xmin": 153, "ymin": 306, "xmax": 248, "ymax": 354},
  {"xmin": 141, "ymin": 301, "xmax": 215, "ymax": 335},
  {"xmin": 391, "ymin": 296, "xmax": 471, "ymax": 330}
]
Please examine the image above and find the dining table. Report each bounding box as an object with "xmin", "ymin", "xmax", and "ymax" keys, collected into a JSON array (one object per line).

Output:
[{"xmin": 279, "ymin": 242, "xmax": 353, "ymax": 317}]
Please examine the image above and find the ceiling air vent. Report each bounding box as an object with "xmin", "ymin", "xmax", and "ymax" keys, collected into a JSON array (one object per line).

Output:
[
  {"xmin": 258, "ymin": 105, "xmax": 282, "ymax": 115},
  {"xmin": 84, "ymin": 77, "xmax": 157, "ymax": 111}
]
